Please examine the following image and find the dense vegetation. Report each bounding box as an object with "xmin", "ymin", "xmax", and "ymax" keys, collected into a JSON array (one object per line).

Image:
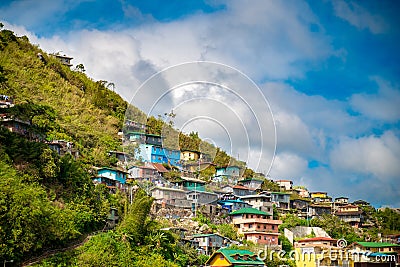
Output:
[
  {"xmin": 29, "ymin": 189, "xmax": 207, "ymax": 267},
  {"xmin": 0, "ymin": 26, "xmax": 247, "ymax": 265},
  {"xmin": 0, "ymin": 129, "xmax": 111, "ymax": 264}
]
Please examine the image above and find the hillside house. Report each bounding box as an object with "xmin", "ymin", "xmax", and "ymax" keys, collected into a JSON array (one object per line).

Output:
[
  {"xmin": 335, "ymin": 204, "xmax": 364, "ymax": 228},
  {"xmin": 0, "ymin": 115, "xmax": 44, "ymax": 141},
  {"xmin": 182, "ymin": 161, "xmax": 215, "ymax": 175},
  {"xmin": 291, "ymin": 198, "xmax": 311, "ymax": 218},
  {"xmin": 135, "ymin": 143, "xmax": 181, "ymax": 166},
  {"xmin": 238, "ymin": 178, "xmax": 264, "ymax": 190},
  {"xmin": 47, "ymin": 140, "xmax": 79, "ymax": 159},
  {"xmin": 205, "ymin": 248, "xmax": 265, "ymax": 266},
  {"xmin": 348, "ymin": 242, "xmax": 400, "ymax": 265},
  {"xmin": 310, "ymin": 192, "xmax": 332, "ymax": 203},
  {"xmin": 162, "ymin": 147, "xmax": 181, "ymax": 166},
  {"xmin": 334, "ymin": 196, "xmax": 349, "ymax": 205},
  {"xmin": 128, "ymin": 165, "xmax": 158, "ymax": 179},
  {"xmin": 151, "ymin": 163, "xmax": 169, "ymax": 176},
  {"xmin": 176, "ymin": 176, "xmax": 206, "ymax": 192},
  {"xmin": 230, "ymin": 207, "xmax": 281, "ymax": 246},
  {"xmin": 271, "ymin": 192, "xmax": 291, "ymax": 211},
  {"xmin": 294, "ymin": 187, "xmax": 310, "ymax": 198},
  {"xmin": 127, "ymin": 165, "xmax": 167, "ymax": 187},
  {"xmin": 52, "ymin": 53, "xmax": 73, "ymax": 67},
  {"xmin": 294, "ymin": 237, "xmax": 345, "ymax": 267},
  {"xmin": 108, "ymin": 150, "xmax": 129, "ymax": 165},
  {"xmin": 233, "ymin": 185, "xmax": 256, "ymax": 197},
  {"xmin": 187, "ymin": 190, "xmax": 218, "ymax": 205},
  {"xmin": 295, "ymin": 237, "xmax": 338, "ymax": 248},
  {"xmin": 239, "ymin": 194, "xmax": 274, "ymax": 214},
  {"xmin": 308, "ymin": 204, "xmax": 332, "ymax": 218},
  {"xmin": 92, "ymin": 167, "xmax": 128, "ymax": 192},
  {"xmin": 192, "ymin": 233, "xmax": 230, "ymax": 255},
  {"xmin": 218, "ymin": 199, "xmax": 252, "ymax": 213},
  {"xmin": 180, "ymin": 149, "xmax": 200, "ymax": 161},
  {"xmin": 216, "ymin": 165, "xmax": 241, "ymax": 177},
  {"xmin": 145, "ymin": 133, "xmax": 163, "ymax": 146},
  {"xmin": 151, "ymin": 146, "xmax": 168, "ymax": 165},
  {"xmin": 124, "ymin": 119, "xmax": 146, "ymax": 132},
  {"xmin": 135, "ymin": 143, "xmax": 153, "ymax": 162},
  {"xmin": 276, "ymin": 179, "xmax": 293, "ymax": 191},
  {"xmin": 0, "ymin": 95, "xmax": 13, "ymax": 108},
  {"xmin": 151, "ymin": 186, "xmax": 187, "ymax": 206},
  {"xmin": 125, "ymin": 131, "xmax": 146, "ymax": 143}
]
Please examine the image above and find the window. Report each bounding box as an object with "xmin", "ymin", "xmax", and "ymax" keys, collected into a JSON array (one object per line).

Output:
[
  {"xmin": 272, "ymin": 225, "xmax": 275, "ymax": 230},
  {"xmin": 264, "ymin": 225, "xmax": 266, "ymax": 229}
]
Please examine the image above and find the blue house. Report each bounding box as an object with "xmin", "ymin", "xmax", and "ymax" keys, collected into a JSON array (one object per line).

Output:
[
  {"xmin": 137, "ymin": 145, "xmax": 181, "ymax": 167},
  {"xmin": 151, "ymin": 146, "xmax": 167, "ymax": 164},
  {"xmin": 215, "ymin": 166, "xmax": 241, "ymax": 181},
  {"xmin": 135, "ymin": 143, "xmax": 153, "ymax": 162},
  {"xmin": 217, "ymin": 199, "xmax": 252, "ymax": 213},
  {"xmin": 92, "ymin": 167, "xmax": 129, "ymax": 188},
  {"xmin": 175, "ymin": 176, "xmax": 206, "ymax": 192},
  {"xmin": 125, "ymin": 132, "xmax": 163, "ymax": 147},
  {"xmin": 125, "ymin": 131, "xmax": 146, "ymax": 143},
  {"xmin": 162, "ymin": 147, "xmax": 181, "ymax": 166}
]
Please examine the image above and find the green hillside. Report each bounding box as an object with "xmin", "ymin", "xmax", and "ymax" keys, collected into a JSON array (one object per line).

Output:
[
  {"xmin": 0, "ymin": 26, "xmax": 127, "ymax": 167},
  {"xmin": 0, "ymin": 25, "xmax": 238, "ymax": 265}
]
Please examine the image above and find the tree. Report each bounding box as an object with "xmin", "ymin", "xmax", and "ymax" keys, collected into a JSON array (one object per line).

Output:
[
  {"xmin": 74, "ymin": 63, "xmax": 85, "ymax": 73},
  {"xmin": 243, "ymin": 168, "xmax": 255, "ymax": 178},
  {"xmin": 118, "ymin": 189, "xmax": 154, "ymax": 245},
  {"xmin": 261, "ymin": 179, "xmax": 280, "ymax": 192},
  {"xmin": 5, "ymin": 102, "xmax": 57, "ymax": 134},
  {"xmin": 311, "ymin": 214, "xmax": 362, "ymax": 243}
]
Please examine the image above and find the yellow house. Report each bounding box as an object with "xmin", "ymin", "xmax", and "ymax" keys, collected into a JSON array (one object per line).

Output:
[
  {"xmin": 181, "ymin": 150, "xmax": 200, "ymax": 161},
  {"xmin": 205, "ymin": 248, "xmax": 265, "ymax": 266},
  {"xmin": 310, "ymin": 192, "xmax": 328, "ymax": 199},
  {"xmin": 294, "ymin": 237, "xmax": 350, "ymax": 267},
  {"xmin": 348, "ymin": 242, "xmax": 400, "ymax": 265},
  {"xmin": 337, "ymin": 204, "xmax": 360, "ymax": 213}
]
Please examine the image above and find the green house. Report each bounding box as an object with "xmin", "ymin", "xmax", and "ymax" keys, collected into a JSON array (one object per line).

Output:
[{"xmin": 205, "ymin": 248, "xmax": 265, "ymax": 266}]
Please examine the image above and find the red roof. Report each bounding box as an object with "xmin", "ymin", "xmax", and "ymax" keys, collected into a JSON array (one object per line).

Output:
[
  {"xmin": 152, "ymin": 163, "xmax": 168, "ymax": 173},
  {"xmin": 298, "ymin": 237, "xmax": 337, "ymax": 243},
  {"xmin": 233, "ymin": 185, "xmax": 251, "ymax": 190}
]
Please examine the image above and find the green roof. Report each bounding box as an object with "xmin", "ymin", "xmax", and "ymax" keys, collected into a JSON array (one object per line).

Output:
[
  {"xmin": 229, "ymin": 207, "xmax": 269, "ymax": 216},
  {"xmin": 356, "ymin": 242, "xmax": 400, "ymax": 248},
  {"xmin": 206, "ymin": 248, "xmax": 264, "ymax": 265}
]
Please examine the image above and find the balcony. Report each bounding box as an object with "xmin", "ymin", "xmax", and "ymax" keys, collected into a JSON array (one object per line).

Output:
[{"xmin": 233, "ymin": 218, "xmax": 282, "ymax": 225}]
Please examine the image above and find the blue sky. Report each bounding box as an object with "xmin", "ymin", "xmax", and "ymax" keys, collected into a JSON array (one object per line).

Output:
[{"xmin": 1, "ymin": 0, "xmax": 399, "ymax": 207}]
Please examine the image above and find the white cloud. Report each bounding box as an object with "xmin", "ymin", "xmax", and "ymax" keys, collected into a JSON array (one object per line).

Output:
[
  {"xmin": 2, "ymin": 1, "xmax": 398, "ymax": 207},
  {"xmin": 269, "ymin": 152, "xmax": 308, "ymax": 180},
  {"xmin": 1, "ymin": 0, "xmax": 65, "ymax": 29},
  {"xmin": 274, "ymin": 112, "xmax": 316, "ymax": 156},
  {"xmin": 332, "ymin": 0, "xmax": 387, "ymax": 34},
  {"xmin": 350, "ymin": 77, "xmax": 400, "ymax": 123},
  {"xmin": 330, "ymin": 131, "xmax": 400, "ymax": 179}
]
